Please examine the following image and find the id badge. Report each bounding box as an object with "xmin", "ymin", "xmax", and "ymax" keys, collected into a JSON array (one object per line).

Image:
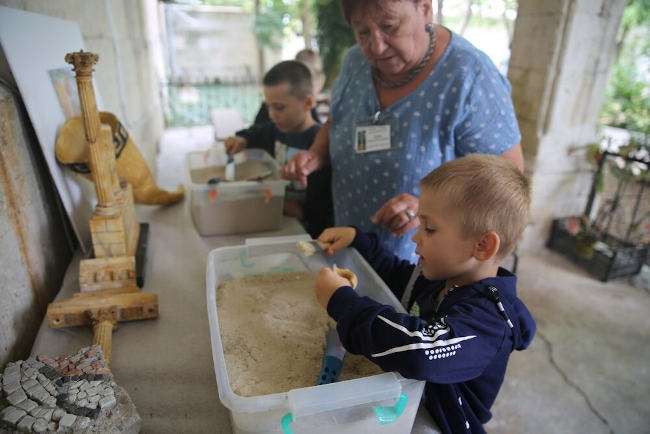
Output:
[{"xmin": 355, "ymin": 124, "xmax": 391, "ymax": 153}]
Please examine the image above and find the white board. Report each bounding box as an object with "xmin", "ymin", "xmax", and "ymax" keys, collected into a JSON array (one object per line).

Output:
[{"xmin": 0, "ymin": 6, "xmax": 105, "ymax": 252}]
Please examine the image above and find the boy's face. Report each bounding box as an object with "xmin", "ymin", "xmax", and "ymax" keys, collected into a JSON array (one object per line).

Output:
[
  {"xmin": 264, "ymin": 82, "xmax": 312, "ymax": 133},
  {"xmin": 411, "ymin": 188, "xmax": 478, "ymax": 281}
]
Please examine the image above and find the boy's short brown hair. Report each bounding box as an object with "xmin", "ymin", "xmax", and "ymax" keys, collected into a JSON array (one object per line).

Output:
[
  {"xmin": 263, "ymin": 60, "xmax": 313, "ymax": 100},
  {"xmin": 419, "ymin": 154, "xmax": 530, "ymax": 260}
]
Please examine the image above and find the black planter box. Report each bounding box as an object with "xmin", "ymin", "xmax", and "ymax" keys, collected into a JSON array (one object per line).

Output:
[{"xmin": 547, "ymin": 217, "xmax": 650, "ymax": 282}]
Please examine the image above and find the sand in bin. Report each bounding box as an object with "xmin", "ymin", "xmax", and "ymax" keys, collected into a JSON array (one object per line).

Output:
[
  {"xmin": 216, "ymin": 272, "xmax": 383, "ymax": 397},
  {"xmin": 191, "ymin": 160, "xmax": 272, "ymax": 183}
]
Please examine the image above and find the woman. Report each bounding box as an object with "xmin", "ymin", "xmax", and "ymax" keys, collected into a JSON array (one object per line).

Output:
[{"xmin": 281, "ymin": 0, "xmax": 523, "ymax": 261}]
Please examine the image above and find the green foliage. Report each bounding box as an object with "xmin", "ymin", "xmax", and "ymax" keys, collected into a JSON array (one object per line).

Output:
[
  {"xmin": 253, "ymin": 0, "xmax": 306, "ymax": 50},
  {"xmin": 600, "ymin": 62, "xmax": 650, "ymax": 134},
  {"xmin": 600, "ymin": 0, "xmax": 650, "ymax": 134},
  {"xmin": 621, "ymin": 0, "xmax": 650, "ymax": 30},
  {"xmin": 253, "ymin": 9, "xmax": 285, "ymax": 50},
  {"xmin": 314, "ymin": 0, "xmax": 356, "ymax": 89},
  {"xmin": 196, "ymin": 0, "xmax": 303, "ymax": 50}
]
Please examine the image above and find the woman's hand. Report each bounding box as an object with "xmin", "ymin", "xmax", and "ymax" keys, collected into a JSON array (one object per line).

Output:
[
  {"xmin": 224, "ymin": 136, "xmax": 246, "ymax": 155},
  {"xmin": 317, "ymin": 227, "xmax": 356, "ymax": 255},
  {"xmin": 315, "ymin": 267, "xmax": 351, "ymax": 308},
  {"xmin": 280, "ymin": 150, "xmax": 324, "ymax": 187},
  {"xmin": 371, "ymin": 193, "xmax": 419, "ymax": 237}
]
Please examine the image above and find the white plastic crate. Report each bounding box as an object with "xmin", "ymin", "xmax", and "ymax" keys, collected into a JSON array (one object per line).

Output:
[
  {"xmin": 185, "ymin": 148, "xmax": 289, "ymax": 235},
  {"xmin": 206, "ymin": 235, "xmax": 425, "ymax": 434}
]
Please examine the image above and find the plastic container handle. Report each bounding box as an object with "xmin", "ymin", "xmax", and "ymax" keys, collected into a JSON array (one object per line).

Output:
[
  {"xmin": 245, "ymin": 234, "xmax": 311, "ymax": 246},
  {"xmin": 373, "ymin": 392, "xmax": 408, "ymax": 424},
  {"xmin": 287, "ymin": 372, "xmax": 402, "ymax": 418},
  {"xmin": 281, "ymin": 388, "xmax": 407, "ymax": 432},
  {"xmin": 281, "ymin": 412, "xmax": 295, "ymax": 434}
]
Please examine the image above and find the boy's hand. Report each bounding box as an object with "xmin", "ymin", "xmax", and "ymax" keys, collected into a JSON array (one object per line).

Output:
[
  {"xmin": 317, "ymin": 227, "xmax": 356, "ymax": 255},
  {"xmin": 224, "ymin": 136, "xmax": 247, "ymax": 155},
  {"xmin": 316, "ymin": 267, "xmax": 352, "ymax": 308}
]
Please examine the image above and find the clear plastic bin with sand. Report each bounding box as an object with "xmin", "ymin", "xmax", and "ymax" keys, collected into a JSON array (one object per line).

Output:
[
  {"xmin": 185, "ymin": 149, "xmax": 289, "ymax": 235},
  {"xmin": 206, "ymin": 235, "xmax": 425, "ymax": 433}
]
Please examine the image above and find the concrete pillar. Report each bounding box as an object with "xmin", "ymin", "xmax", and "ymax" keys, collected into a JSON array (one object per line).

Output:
[{"xmin": 509, "ymin": 0, "xmax": 627, "ymax": 250}]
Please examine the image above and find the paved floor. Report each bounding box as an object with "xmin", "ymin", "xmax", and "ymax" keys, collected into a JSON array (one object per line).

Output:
[
  {"xmin": 161, "ymin": 126, "xmax": 650, "ymax": 434},
  {"xmin": 486, "ymin": 249, "xmax": 649, "ymax": 434}
]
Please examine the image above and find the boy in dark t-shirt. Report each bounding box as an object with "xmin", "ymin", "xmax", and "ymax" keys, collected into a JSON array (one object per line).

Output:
[{"xmin": 225, "ymin": 61, "xmax": 333, "ymax": 238}]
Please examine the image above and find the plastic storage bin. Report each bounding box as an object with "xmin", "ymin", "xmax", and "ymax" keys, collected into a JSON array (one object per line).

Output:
[
  {"xmin": 185, "ymin": 148, "xmax": 289, "ymax": 235},
  {"xmin": 206, "ymin": 235, "xmax": 425, "ymax": 434}
]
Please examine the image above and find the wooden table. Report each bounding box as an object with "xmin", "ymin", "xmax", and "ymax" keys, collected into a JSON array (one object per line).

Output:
[{"xmin": 31, "ymin": 190, "xmax": 439, "ymax": 433}]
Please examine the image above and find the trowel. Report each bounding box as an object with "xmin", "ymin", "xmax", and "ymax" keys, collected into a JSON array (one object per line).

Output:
[
  {"xmin": 315, "ymin": 264, "xmax": 358, "ymax": 385},
  {"xmin": 317, "ymin": 327, "xmax": 346, "ymax": 384}
]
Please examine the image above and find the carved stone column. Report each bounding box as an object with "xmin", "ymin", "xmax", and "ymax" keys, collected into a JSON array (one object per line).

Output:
[
  {"xmin": 87, "ymin": 307, "xmax": 119, "ymax": 365},
  {"xmin": 65, "ymin": 51, "xmax": 117, "ymax": 215}
]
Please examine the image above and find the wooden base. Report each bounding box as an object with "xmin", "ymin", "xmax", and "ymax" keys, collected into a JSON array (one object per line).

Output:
[
  {"xmin": 46, "ymin": 291, "xmax": 158, "ymax": 329},
  {"xmin": 80, "ymin": 222, "xmax": 149, "ymax": 290}
]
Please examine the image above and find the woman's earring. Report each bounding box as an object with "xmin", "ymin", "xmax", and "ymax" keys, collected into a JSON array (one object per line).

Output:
[{"xmin": 425, "ymin": 22, "xmax": 433, "ymax": 32}]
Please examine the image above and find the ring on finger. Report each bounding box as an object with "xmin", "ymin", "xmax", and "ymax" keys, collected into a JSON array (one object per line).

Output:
[{"xmin": 404, "ymin": 208, "xmax": 416, "ymax": 221}]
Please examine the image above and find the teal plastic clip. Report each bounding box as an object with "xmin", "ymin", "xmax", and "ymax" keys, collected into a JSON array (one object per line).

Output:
[
  {"xmin": 281, "ymin": 412, "xmax": 295, "ymax": 434},
  {"xmin": 373, "ymin": 392, "xmax": 408, "ymax": 425}
]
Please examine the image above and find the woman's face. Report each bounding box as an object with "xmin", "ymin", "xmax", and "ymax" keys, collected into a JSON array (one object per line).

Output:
[{"xmin": 350, "ymin": 0, "xmax": 432, "ymax": 79}]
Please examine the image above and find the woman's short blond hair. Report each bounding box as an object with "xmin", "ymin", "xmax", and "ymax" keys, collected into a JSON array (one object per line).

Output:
[{"xmin": 419, "ymin": 154, "xmax": 531, "ymax": 260}]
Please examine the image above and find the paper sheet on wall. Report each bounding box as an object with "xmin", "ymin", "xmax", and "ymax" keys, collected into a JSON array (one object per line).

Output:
[{"xmin": 0, "ymin": 6, "xmax": 105, "ymax": 253}]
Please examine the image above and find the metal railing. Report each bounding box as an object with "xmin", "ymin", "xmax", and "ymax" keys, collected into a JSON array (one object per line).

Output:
[{"xmin": 162, "ymin": 80, "xmax": 263, "ymax": 127}]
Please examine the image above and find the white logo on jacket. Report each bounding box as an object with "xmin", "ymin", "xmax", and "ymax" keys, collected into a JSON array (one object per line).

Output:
[{"xmin": 371, "ymin": 315, "xmax": 475, "ymax": 358}]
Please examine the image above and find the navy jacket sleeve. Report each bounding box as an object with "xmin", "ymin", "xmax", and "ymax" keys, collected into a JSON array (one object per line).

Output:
[
  {"xmin": 329, "ymin": 230, "xmax": 512, "ymax": 385},
  {"xmin": 350, "ymin": 230, "xmax": 415, "ymax": 300},
  {"xmin": 235, "ymin": 122, "xmax": 275, "ymax": 155},
  {"xmin": 302, "ymin": 166, "xmax": 334, "ymax": 238},
  {"xmin": 327, "ymin": 286, "xmax": 508, "ymax": 384}
]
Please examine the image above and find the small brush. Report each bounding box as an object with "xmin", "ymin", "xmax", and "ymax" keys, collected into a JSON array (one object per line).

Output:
[
  {"xmin": 296, "ymin": 239, "xmax": 331, "ymax": 256},
  {"xmin": 224, "ymin": 154, "xmax": 235, "ymax": 182}
]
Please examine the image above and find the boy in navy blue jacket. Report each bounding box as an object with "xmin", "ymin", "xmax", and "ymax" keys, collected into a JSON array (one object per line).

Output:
[{"xmin": 315, "ymin": 154, "xmax": 536, "ymax": 434}]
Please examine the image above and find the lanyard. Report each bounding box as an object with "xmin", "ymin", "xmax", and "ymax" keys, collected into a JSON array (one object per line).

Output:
[{"xmin": 400, "ymin": 264, "xmax": 422, "ymax": 309}]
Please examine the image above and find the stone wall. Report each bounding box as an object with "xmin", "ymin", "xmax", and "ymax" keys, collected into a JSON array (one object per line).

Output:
[
  {"xmin": 0, "ymin": 0, "xmax": 162, "ymax": 367},
  {"xmin": 509, "ymin": 0, "xmax": 627, "ymax": 250},
  {"xmin": 0, "ymin": 87, "xmax": 73, "ymax": 368}
]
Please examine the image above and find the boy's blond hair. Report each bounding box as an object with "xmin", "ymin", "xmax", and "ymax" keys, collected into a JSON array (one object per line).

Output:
[
  {"xmin": 295, "ymin": 49, "xmax": 325, "ymax": 95},
  {"xmin": 295, "ymin": 48, "xmax": 323, "ymax": 72},
  {"xmin": 419, "ymin": 154, "xmax": 530, "ymax": 260}
]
